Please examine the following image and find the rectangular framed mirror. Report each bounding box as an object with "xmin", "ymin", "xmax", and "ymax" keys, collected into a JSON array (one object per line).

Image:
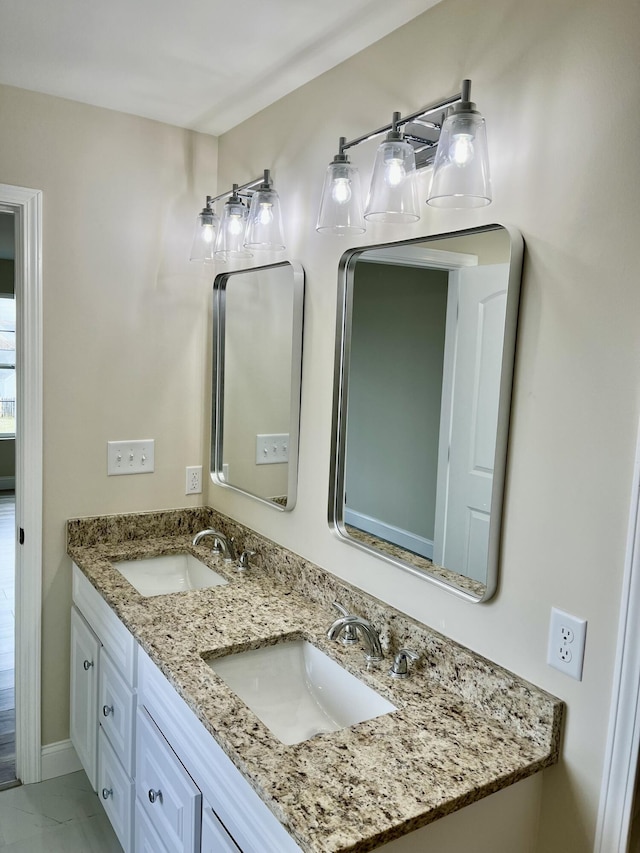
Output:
[
  {"xmin": 212, "ymin": 261, "xmax": 304, "ymax": 510},
  {"xmin": 329, "ymin": 225, "xmax": 523, "ymax": 601}
]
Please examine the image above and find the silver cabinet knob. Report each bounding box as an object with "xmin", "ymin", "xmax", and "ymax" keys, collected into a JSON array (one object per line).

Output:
[
  {"xmin": 83, "ymin": 659, "xmax": 94, "ymax": 671},
  {"xmin": 102, "ymin": 704, "xmax": 114, "ymax": 717},
  {"xmin": 101, "ymin": 787, "xmax": 112, "ymax": 800},
  {"xmin": 148, "ymin": 789, "xmax": 162, "ymax": 804}
]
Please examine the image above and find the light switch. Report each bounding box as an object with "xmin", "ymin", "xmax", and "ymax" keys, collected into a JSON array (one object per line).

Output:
[
  {"xmin": 255, "ymin": 433, "xmax": 289, "ymax": 465},
  {"xmin": 107, "ymin": 440, "xmax": 155, "ymax": 475}
]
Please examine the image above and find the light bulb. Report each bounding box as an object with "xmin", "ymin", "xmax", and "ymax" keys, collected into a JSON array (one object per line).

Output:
[
  {"xmin": 331, "ymin": 177, "xmax": 352, "ymax": 204},
  {"xmin": 228, "ymin": 214, "xmax": 244, "ymax": 236},
  {"xmin": 384, "ymin": 157, "xmax": 405, "ymax": 187},
  {"xmin": 202, "ymin": 224, "xmax": 215, "ymax": 244},
  {"xmin": 450, "ymin": 133, "xmax": 475, "ymax": 166},
  {"xmin": 258, "ymin": 202, "xmax": 273, "ymax": 226}
]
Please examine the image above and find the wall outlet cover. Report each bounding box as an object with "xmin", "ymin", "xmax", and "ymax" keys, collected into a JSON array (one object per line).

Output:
[
  {"xmin": 186, "ymin": 465, "xmax": 202, "ymax": 494},
  {"xmin": 547, "ymin": 607, "xmax": 587, "ymax": 681}
]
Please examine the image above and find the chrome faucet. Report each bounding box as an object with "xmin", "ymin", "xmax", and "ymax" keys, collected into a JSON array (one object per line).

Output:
[
  {"xmin": 327, "ymin": 612, "xmax": 384, "ymax": 662},
  {"xmin": 236, "ymin": 549, "xmax": 256, "ymax": 571},
  {"xmin": 388, "ymin": 648, "xmax": 419, "ymax": 679},
  {"xmin": 192, "ymin": 528, "xmax": 237, "ymax": 563}
]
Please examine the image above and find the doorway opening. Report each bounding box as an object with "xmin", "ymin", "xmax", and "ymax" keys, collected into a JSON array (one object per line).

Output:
[
  {"xmin": 0, "ymin": 493, "xmax": 15, "ymax": 788},
  {"xmin": 0, "ymin": 184, "xmax": 43, "ymax": 787},
  {"xmin": 0, "ymin": 210, "xmax": 16, "ymax": 788}
]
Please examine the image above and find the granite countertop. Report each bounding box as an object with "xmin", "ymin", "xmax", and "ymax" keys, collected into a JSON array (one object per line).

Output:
[{"xmin": 68, "ymin": 508, "xmax": 564, "ymax": 853}]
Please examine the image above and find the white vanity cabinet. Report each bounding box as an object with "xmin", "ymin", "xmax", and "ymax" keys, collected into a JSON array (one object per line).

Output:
[
  {"xmin": 135, "ymin": 705, "xmax": 201, "ymax": 853},
  {"xmin": 70, "ymin": 564, "xmax": 137, "ymax": 852},
  {"xmin": 70, "ymin": 604, "xmax": 100, "ymax": 788},
  {"xmin": 201, "ymin": 806, "xmax": 241, "ymax": 853},
  {"xmin": 70, "ymin": 566, "xmax": 298, "ymax": 853},
  {"xmin": 137, "ymin": 646, "xmax": 303, "ymax": 853}
]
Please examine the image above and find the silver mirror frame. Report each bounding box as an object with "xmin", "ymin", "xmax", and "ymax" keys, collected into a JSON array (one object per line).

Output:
[
  {"xmin": 212, "ymin": 260, "xmax": 305, "ymax": 511},
  {"xmin": 328, "ymin": 225, "xmax": 524, "ymax": 602}
]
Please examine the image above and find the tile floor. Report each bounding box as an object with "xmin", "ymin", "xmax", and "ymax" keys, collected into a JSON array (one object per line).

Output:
[
  {"xmin": 0, "ymin": 769, "xmax": 122, "ymax": 851},
  {"xmin": 0, "ymin": 492, "xmax": 15, "ymax": 786}
]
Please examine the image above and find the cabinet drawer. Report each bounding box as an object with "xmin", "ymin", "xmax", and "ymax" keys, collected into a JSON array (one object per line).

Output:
[
  {"xmin": 99, "ymin": 649, "xmax": 136, "ymax": 776},
  {"xmin": 70, "ymin": 606, "xmax": 99, "ymax": 791},
  {"xmin": 72, "ymin": 563, "xmax": 137, "ymax": 684},
  {"xmin": 202, "ymin": 805, "xmax": 241, "ymax": 853},
  {"xmin": 98, "ymin": 728, "xmax": 134, "ymax": 853},
  {"xmin": 135, "ymin": 799, "xmax": 170, "ymax": 853},
  {"xmin": 136, "ymin": 706, "xmax": 201, "ymax": 853}
]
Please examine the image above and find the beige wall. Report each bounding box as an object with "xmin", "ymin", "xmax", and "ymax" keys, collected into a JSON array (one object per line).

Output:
[
  {"xmin": 210, "ymin": 0, "xmax": 640, "ymax": 849},
  {"xmin": 0, "ymin": 84, "xmax": 218, "ymax": 744},
  {"xmin": 0, "ymin": 0, "xmax": 637, "ymax": 846}
]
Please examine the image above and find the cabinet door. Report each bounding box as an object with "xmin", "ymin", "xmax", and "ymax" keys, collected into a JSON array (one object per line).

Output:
[
  {"xmin": 99, "ymin": 649, "xmax": 136, "ymax": 776},
  {"xmin": 135, "ymin": 799, "xmax": 170, "ymax": 853},
  {"xmin": 201, "ymin": 805, "xmax": 241, "ymax": 853},
  {"xmin": 98, "ymin": 728, "xmax": 134, "ymax": 853},
  {"xmin": 136, "ymin": 706, "xmax": 201, "ymax": 853},
  {"xmin": 70, "ymin": 605, "xmax": 100, "ymax": 791}
]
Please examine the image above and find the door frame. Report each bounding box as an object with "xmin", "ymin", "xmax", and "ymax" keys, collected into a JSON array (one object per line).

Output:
[
  {"xmin": 595, "ymin": 415, "xmax": 640, "ymax": 850},
  {"xmin": 0, "ymin": 183, "xmax": 43, "ymax": 784}
]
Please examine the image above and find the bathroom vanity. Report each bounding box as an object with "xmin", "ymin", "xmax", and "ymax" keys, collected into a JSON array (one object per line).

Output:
[{"xmin": 68, "ymin": 508, "xmax": 563, "ymax": 853}]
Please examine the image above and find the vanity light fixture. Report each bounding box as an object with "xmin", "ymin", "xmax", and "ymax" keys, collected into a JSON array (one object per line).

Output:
[
  {"xmin": 426, "ymin": 79, "xmax": 492, "ymax": 208},
  {"xmin": 244, "ymin": 169, "xmax": 286, "ymax": 251},
  {"xmin": 190, "ymin": 169, "xmax": 285, "ymax": 262},
  {"xmin": 316, "ymin": 79, "xmax": 491, "ymax": 234},
  {"xmin": 316, "ymin": 137, "xmax": 366, "ymax": 235},
  {"xmin": 215, "ymin": 184, "xmax": 252, "ymax": 261},
  {"xmin": 189, "ymin": 198, "xmax": 219, "ymax": 262},
  {"xmin": 364, "ymin": 112, "xmax": 420, "ymax": 223}
]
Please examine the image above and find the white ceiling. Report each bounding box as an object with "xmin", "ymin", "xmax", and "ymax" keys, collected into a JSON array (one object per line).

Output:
[{"xmin": 0, "ymin": 0, "xmax": 441, "ymax": 136}]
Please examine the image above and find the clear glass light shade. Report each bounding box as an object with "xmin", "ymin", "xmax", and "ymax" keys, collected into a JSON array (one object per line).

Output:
[
  {"xmin": 316, "ymin": 161, "xmax": 366, "ymax": 235},
  {"xmin": 364, "ymin": 139, "xmax": 420, "ymax": 223},
  {"xmin": 189, "ymin": 209, "xmax": 219, "ymax": 262},
  {"xmin": 427, "ymin": 112, "xmax": 492, "ymax": 208},
  {"xmin": 214, "ymin": 199, "xmax": 252, "ymax": 260},
  {"xmin": 244, "ymin": 187, "xmax": 285, "ymax": 250}
]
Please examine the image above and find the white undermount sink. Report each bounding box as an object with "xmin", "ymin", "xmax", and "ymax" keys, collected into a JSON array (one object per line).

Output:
[
  {"xmin": 207, "ymin": 639, "xmax": 396, "ymax": 745},
  {"xmin": 113, "ymin": 553, "xmax": 228, "ymax": 597}
]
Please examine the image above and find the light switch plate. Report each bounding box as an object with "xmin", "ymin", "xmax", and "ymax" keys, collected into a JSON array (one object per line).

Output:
[
  {"xmin": 255, "ymin": 433, "xmax": 289, "ymax": 465},
  {"xmin": 107, "ymin": 440, "xmax": 155, "ymax": 475}
]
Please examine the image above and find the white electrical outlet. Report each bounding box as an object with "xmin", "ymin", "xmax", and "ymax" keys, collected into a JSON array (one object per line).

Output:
[
  {"xmin": 547, "ymin": 607, "xmax": 587, "ymax": 680},
  {"xmin": 107, "ymin": 440, "xmax": 155, "ymax": 475},
  {"xmin": 255, "ymin": 433, "xmax": 289, "ymax": 465},
  {"xmin": 185, "ymin": 466, "xmax": 202, "ymax": 494}
]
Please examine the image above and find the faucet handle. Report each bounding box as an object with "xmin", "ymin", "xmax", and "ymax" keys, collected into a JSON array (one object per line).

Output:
[
  {"xmin": 237, "ymin": 550, "xmax": 256, "ymax": 571},
  {"xmin": 332, "ymin": 602, "xmax": 358, "ymax": 644},
  {"xmin": 389, "ymin": 648, "xmax": 419, "ymax": 679}
]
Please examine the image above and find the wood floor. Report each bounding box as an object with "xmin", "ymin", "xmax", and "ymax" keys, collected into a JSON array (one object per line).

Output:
[{"xmin": 0, "ymin": 492, "xmax": 15, "ymax": 786}]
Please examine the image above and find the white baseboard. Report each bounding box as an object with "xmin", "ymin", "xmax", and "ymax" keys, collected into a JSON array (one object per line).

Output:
[
  {"xmin": 344, "ymin": 507, "xmax": 434, "ymax": 559},
  {"xmin": 41, "ymin": 739, "xmax": 82, "ymax": 781},
  {"xmin": 0, "ymin": 476, "xmax": 15, "ymax": 491}
]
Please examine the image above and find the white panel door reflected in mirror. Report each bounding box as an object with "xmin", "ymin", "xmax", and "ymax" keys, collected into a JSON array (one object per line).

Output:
[
  {"xmin": 329, "ymin": 226, "xmax": 523, "ymax": 602},
  {"xmin": 212, "ymin": 261, "xmax": 304, "ymax": 510}
]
